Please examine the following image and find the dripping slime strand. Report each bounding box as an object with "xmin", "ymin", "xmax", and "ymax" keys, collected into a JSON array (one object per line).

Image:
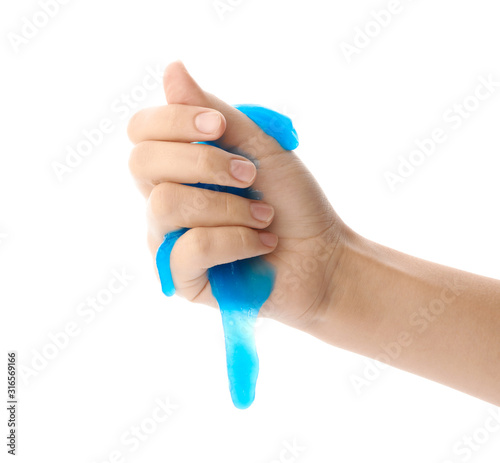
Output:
[{"xmin": 156, "ymin": 105, "xmax": 299, "ymax": 408}]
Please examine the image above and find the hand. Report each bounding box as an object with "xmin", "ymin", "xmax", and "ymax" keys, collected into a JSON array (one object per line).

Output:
[
  {"xmin": 127, "ymin": 62, "xmax": 500, "ymax": 406},
  {"xmin": 127, "ymin": 61, "xmax": 347, "ymax": 330}
]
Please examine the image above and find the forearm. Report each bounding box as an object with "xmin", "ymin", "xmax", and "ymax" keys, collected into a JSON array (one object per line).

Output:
[{"xmin": 312, "ymin": 230, "xmax": 500, "ymax": 406}]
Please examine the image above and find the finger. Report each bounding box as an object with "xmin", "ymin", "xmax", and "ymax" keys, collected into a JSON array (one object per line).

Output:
[
  {"xmin": 146, "ymin": 182, "xmax": 275, "ymax": 236},
  {"xmin": 163, "ymin": 61, "xmax": 283, "ymax": 158},
  {"xmin": 128, "ymin": 140, "xmax": 257, "ymax": 195},
  {"xmin": 127, "ymin": 104, "xmax": 226, "ymax": 144},
  {"xmin": 170, "ymin": 226, "xmax": 278, "ymax": 291}
]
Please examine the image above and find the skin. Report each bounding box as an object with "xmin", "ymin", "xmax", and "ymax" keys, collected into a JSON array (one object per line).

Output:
[{"xmin": 127, "ymin": 61, "xmax": 500, "ymax": 407}]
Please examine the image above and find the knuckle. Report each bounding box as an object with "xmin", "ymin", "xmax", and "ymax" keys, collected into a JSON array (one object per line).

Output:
[
  {"xmin": 222, "ymin": 193, "xmax": 234, "ymax": 218},
  {"xmin": 165, "ymin": 105, "xmax": 183, "ymax": 131},
  {"xmin": 166, "ymin": 104, "xmax": 180, "ymax": 119},
  {"xmin": 127, "ymin": 109, "xmax": 146, "ymax": 143},
  {"xmin": 235, "ymin": 226, "xmax": 253, "ymax": 248},
  {"xmin": 128, "ymin": 141, "xmax": 152, "ymax": 178},
  {"xmin": 188, "ymin": 228, "xmax": 211, "ymax": 256},
  {"xmin": 148, "ymin": 182, "xmax": 176, "ymax": 219},
  {"xmin": 220, "ymin": 194, "xmax": 244, "ymax": 223},
  {"xmin": 195, "ymin": 145, "xmax": 215, "ymax": 174}
]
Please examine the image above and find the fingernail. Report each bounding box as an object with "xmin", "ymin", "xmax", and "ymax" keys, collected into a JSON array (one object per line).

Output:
[
  {"xmin": 251, "ymin": 202, "xmax": 274, "ymax": 222},
  {"xmin": 230, "ymin": 159, "xmax": 256, "ymax": 183},
  {"xmin": 195, "ymin": 111, "xmax": 221, "ymax": 134},
  {"xmin": 259, "ymin": 232, "xmax": 278, "ymax": 247}
]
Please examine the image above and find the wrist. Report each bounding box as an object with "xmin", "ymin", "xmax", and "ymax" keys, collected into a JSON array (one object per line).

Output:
[
  {"xmin": 301, "ymin": 226, "xmax": 362, "ymax": 342},
  {"xmin": 307, "ymin": 228, "xmax": 393, "ymax": 353}
]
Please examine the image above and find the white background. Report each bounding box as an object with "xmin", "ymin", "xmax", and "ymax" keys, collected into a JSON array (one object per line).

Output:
[{"xmin": 1, "ymin": 0, "xmax": 500, "ymax": 462}]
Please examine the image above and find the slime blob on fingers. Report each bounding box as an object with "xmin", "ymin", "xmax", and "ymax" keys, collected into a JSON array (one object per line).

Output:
[{"xmin": 156, "ymin": 105, "xmax": 298, "ymax": 409}]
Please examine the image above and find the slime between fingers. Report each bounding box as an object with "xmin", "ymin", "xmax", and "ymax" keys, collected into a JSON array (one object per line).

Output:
[{"xmin": 156, "ymin": 105, "xmax": 299, "ymax": 409}]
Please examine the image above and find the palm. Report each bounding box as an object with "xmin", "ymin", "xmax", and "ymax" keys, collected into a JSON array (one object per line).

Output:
[{"xmin": 252, "ymin": 149, "xmax": 340, "ymax": 328}]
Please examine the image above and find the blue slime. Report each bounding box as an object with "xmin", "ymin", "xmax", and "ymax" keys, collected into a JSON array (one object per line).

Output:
[{"xmin": 156, "ymin": 105, "xmax": 298, "ymax": 409}]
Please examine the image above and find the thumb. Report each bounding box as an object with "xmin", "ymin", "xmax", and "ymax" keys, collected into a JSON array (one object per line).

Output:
[
  {"xmin": 163, "ymin": 60, "xmax": 205, "ymax": 106},
  {"xmin": 163, "ymin": 61, "xmax": 282, "ymax": 157}
]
